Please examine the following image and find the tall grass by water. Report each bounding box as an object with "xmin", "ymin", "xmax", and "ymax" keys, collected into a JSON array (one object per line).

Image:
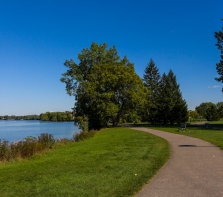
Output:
[
  {"xmin": 0, "ymin": 133, "xmax": 56, "ymax": 163},
  {"xmin": 0, "ymin": 130, "xmax": 98, "ymax": 164}
]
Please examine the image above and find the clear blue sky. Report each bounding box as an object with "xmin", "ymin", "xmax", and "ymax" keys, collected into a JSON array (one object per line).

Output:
[{"xmin": 0, "ymin": 0, "xmax": 222, "ymax": 115}]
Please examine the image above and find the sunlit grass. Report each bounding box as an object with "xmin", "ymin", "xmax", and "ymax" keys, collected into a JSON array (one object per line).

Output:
[
  {"xmin": 0, "ymin": 128, "xmax": 169, "ymax": 197},
  {"xmin": 149, "ymin": 126, "xmax": 223, "ymax": 150},
  {"xmin": 208, "ymin": 118, "xmax": 223, "ymax": 124}
]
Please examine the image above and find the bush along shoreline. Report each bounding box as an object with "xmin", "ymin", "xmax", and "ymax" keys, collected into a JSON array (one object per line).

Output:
[
  {"xmin": 0, "ymin": 133, "xmax": 56, "ymax": 163},
  {"xmin": 0, "ymin": 130, "xmax": 97, "ymax": 164}
]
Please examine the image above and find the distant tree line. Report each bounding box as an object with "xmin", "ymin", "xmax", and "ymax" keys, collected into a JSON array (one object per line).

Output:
[
  {"xmin": 0, "ymin": 115, "xmax": 40, "ymax": 120},
  {"xmin": 39, "ymin": 111, "xmax": 73, "ymax": 121},
  {"xmin": 61, "ymin": 42, "xmax": 188, "ymax": 130},
  {"xmin": 0, "ymin": 111, "xmax": 73, "ymax": 122}
]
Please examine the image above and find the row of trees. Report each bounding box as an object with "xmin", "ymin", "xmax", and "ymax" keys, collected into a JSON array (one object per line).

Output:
[
  {"xmin": 40, "ymin": 111, "xmax": 73, "ymax": 121},
  {"xmin": 143, "ymin": 60, "xmax": 188, "ymax": 125},
  {"xmin": 0, "ymin": 115, "xmax": 40, "ymax": 120},
  {"xmin": 0, "ymin": 112, "xmax": 73, "ymax": 122},
  {"xmin": 195, "ymin": 102, "xmax": 223, "ymax": 121},
  {"xmin": 61, "ymin": 42, "xmax": 188, "ymax": 130}
]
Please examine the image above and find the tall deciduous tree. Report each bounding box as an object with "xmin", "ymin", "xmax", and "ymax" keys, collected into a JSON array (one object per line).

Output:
[
  {"xmin": 214, "ymin": 19, "xmax": 223, "ymax": 91},
  {"xmin": 216, "ymin": 102, "xmax": 223, "ymax": 118},
  {"xmin": 195, "ymin": 102, "xmax": 212, "ymax": 118},
  {"xmin": 196, "ymin": 102, "xmax": 220, "ymax": 121},
  {"xmin": 206, "ymin": 105, "xmax": 220, "ymax": 121},
  {"xmin": 61, "ymin": 42, "xmax": 147, "ymax": 130}
]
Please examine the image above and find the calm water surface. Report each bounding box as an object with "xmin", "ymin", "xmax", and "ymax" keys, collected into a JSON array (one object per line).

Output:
[{"xmin": 0, "ymin": 120, "xmax": 79, "ymax": 142}]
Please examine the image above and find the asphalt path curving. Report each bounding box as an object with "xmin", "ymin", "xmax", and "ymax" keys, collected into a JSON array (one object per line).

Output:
[{"xmin": 131, "ymin": 127, "xmax": 223, "ymax": 197}]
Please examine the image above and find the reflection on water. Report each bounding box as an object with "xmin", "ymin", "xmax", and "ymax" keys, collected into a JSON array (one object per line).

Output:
[{"xmin": 0, "ymin": 120, "xmax": 79, "ymax": 142}]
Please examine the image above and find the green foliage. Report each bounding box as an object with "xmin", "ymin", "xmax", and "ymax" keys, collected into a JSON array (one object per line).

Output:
[
  {"xmin": 143, "ymin": 62, "xmax": 188, "ymax": 125},
  {"xmin": 0, "ymin": 115, "xmax": 40, "ymax": 120},
  {"xmin": 0, "ymin": 140, "xmax": 9, "ymax": 161},
  {"xmin": 74, "ymin": 116, "xmax": 88, "ymax": 131},
  {"xmin": 121, "ymin": 112, "xmax": 141, "ymax": 123},
  {"xmin": 188, "ymin": 110, "xmax": 199, "ymax": 121},
  {"xmin": 61, "ymin": 42, "xmax": 147, "ymax": 130},
  {"xmin": 73, "ymin": 130, "xmax": 97, "ymax": 142},
  {"xmin": 214, "ymin": 19, "xmax": 223, "ymax": 91},
  {"xmin": 143, "ymin": 59, "xmax": 160, "ymax": 123},
  {"xmin": 40, "ymin": 111, "xmax": 73, "ymax": 121},
  {"xmin": 38, "ymin": 133, "xmax": 55, "ymax": 149},
  {"xmin": 216, "ymin": 102, "xmax": 223, "ymax": 117},
  {"xmin": 165, "ymin": 70, "xmax": 188, "ymax": 124},
  {"xmin": 195, "ymin": 102, "xmax": 210, "ymax": 117},
  {"xmin": 206, "ymin": 104, "xmax": 220, "ymax": 121},
  {"xmin": 196, "ymin": 102, "xmax": 220, "ymax": 121}
]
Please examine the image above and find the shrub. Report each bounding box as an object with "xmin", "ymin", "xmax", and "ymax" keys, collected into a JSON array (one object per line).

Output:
[
  {"xmin": 38, "ymin": 133, "xmax": 55, "ymax": 149},
  {"xmin": 0, "ymin": 139, "xmax": 10, "ymax": 161},
  {"xmin": 73, "ymin": 130, "xmax": 97, "ymax": 142},
  {"xmin": 0, "ymin": 133, "xmax": 56, "ymax": 164},
  {"xmin": 55, "ymin": 138, "xmax": 72, "ymax": 145}
]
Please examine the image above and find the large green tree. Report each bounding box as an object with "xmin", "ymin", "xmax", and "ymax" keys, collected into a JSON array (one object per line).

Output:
[
  {"xmin": 216, "ymin": 102, "xmax": 223, "ymax": 118},
  {"xmin": 61, "ymin": 42, "xmax": 147, "ymax": 130},
  {"xmin": 206, "ymin": 104, "xmax": 220, "ymax": 121},
  {"xmin": 166, "ymin": 70, "xmax": 188, "ymax": 124},
  {"xmin": 215, "ymin": 19, "xmax": 223, "ymax": 91},
  {"xmin": 143, "ymin": 63, "xmax": 188, "ymax": 125},
  {"xmin": 195, "ymin": 102, "xmax": 220, "ymax": 121},
  {"xmin": 156, "ymin": 70, "xmax": 188, "ymax": 125},
  {"xmin": 143, "ymin": 59, "xmax": 160, "ymax": 123},
  {"xmin": 156, "ymin": 73, "xmax": 171, "ymax": 125}
]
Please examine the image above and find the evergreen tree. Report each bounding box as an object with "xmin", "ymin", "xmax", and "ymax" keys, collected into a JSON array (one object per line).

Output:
[
  {"xmin": 214, "ymin": 19, "xmax": 223, "ymax": 91},
  {"xmin": 157, "ymin": 73, "xmax": 172, "ymax": 125},
  {"xmin": 156, "ymin": 70, "xmax": 188, "ymax": 125},
  {"xmin": 143, "ymin": 59, "xmax": 160, "ymax": 124},
  {"xmin": 167, "ymin": 70, "xmax": 188, "ymax": 124}
]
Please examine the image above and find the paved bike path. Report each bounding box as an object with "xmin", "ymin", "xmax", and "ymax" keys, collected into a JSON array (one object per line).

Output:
[{"xmin": 131, "ymin": 128, "xmax": 223, "ymax": 197}]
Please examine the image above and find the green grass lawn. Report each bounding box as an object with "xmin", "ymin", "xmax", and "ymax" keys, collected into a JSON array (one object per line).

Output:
[
  {"xmin": 148, "ymin": 126, "xmax": 223, "ymax": 150},
  {"xmin": 207, "ymin": 118, "xmax": 223, "ymax": 124},
  {"xmin": 0, "ymin": 128, "xmax": 169, "ymax": 197},
  {"xmin": 187, "ymin": 118, "xmax": 223, "ymax": 125}
]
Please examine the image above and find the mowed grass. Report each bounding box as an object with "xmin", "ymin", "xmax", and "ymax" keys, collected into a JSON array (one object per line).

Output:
[
  {"xmin": 0, "ymin": 128, "xmax": 169, "ymax": 197},
  {"xmin": 149, "ymin": 126, "xmax": 223, "ymax": 150},
  {"xmin": 208, "ymin": 118, "xmax": 223, "ymax": 125}
]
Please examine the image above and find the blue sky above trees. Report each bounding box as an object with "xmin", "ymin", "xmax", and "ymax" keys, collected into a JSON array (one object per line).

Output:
[{"xmin": 0, "ymin": 0, "xmax": 223, "ymax": 115}]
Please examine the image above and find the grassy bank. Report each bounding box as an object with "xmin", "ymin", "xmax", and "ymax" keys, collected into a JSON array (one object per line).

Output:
[
  {"xmin": 148, "ymin": 126, "xmax": 223, "ymax": 150},
  {"xmin": 0, "ymin": 128, "xmax": 169, "ymax": 197}
]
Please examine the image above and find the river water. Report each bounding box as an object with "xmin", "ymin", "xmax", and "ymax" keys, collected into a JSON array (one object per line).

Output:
[{"xmin": 0, "ymin": 120, "xmax": 79, "ymax": 143}]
